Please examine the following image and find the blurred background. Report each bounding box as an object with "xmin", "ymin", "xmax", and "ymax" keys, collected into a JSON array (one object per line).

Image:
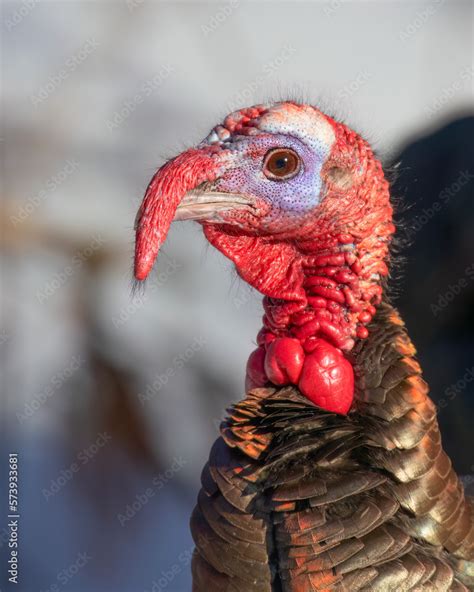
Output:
[{"xmin": 1, "ymin": 1, "xmax": 472, "ymax": 591}]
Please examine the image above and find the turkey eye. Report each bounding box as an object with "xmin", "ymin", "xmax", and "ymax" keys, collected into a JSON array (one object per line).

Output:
[{"xmin": 263, "ymin": 148, "xmax": 301, "ymax": 181}]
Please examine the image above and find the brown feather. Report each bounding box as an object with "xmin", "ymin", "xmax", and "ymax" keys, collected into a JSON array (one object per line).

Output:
[{"xmin": 191, "ymin": 303, "xmax": 474, "ymax": 591}]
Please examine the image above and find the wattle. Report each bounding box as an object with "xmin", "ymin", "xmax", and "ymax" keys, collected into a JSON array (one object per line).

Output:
[{"xmin": 246, "ymin": 336, "xmax": 354, "ymax": 415}]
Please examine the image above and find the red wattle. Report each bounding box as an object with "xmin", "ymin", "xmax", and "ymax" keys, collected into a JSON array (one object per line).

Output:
[
  {"xmin": 298, "ymin": 340, "xmax": 354, "ymax": 414},
  {"xmin": 264, "ymin": 337, "xmax": 305, "ymax": 385},
  {"xmin": 246, "ymin": 346, "xmax": 268, "ymax": 389},
  {"xmin": 256, "ymin": 328, "xmax": 276, "ymax": 347}
]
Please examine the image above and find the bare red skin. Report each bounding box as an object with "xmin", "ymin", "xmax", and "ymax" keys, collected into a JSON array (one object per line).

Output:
[
  {"xmin": 134, "ymin": 146, "xmax": 223, "ymax": 280},
  {"xmin": 134, "ymin": 105, "xmax": 394, "ymax": 415},
  {"xmin": 299, "ymin": 339, "xmax": 354, "ymax": 414},
  {"xmin": 264, "ymin": 337, "xmax": 305, "ymax": 385},
  {"xmin": 245, "ymin": 346, "xmax": 267, "ymax": 392},
  {"xmin": 203, "ymin": 117, "xmax": 393, "ymax": 414}
]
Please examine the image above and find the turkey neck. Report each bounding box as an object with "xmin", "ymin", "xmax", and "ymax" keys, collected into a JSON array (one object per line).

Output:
[
  {"xmin": 204, "ymin": 220, "xmax": 391, "ymax": 354},
  {"xmin": 258, "ymin": 232, "xmax": 389, "ymax": 353},
  {"xmin": 241, "ymin": 231, "xmax": 392, "ymax": 412},
  {"xmin": 226, "ymin": 301, "xmax": 473, "ymax": 569},
  {"xmin": 234, "ymin": 301, "xmax": 442, "ymax": 460}
]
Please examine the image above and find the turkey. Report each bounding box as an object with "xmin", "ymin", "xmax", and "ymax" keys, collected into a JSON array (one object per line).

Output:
[{"xmin": 134, "ymin": 102, "xmax": 474, "ymax": 591}]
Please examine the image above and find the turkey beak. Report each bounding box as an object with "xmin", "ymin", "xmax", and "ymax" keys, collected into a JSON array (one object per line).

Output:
[
  {"xmin": 174, "ymin": 189, "xmax": 255, "ymax": 222},
  {"xmin": 134, "ymin": 147, "xmax": 224, "ymax": 281}
]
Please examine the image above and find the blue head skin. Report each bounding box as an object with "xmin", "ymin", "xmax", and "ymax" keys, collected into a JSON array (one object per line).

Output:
[
  {"xmin": 210, "ymin": 133, "xmax": 328, "ymax": 233},
  {"xmin": 190, "ymin": 102, "xmax": 338, "ymax": 237}
]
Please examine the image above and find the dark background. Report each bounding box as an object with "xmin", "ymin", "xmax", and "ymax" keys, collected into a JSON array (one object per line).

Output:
[{"xmin": 1, "ymin": 2, "xmax": 473, "ymax": 591}]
